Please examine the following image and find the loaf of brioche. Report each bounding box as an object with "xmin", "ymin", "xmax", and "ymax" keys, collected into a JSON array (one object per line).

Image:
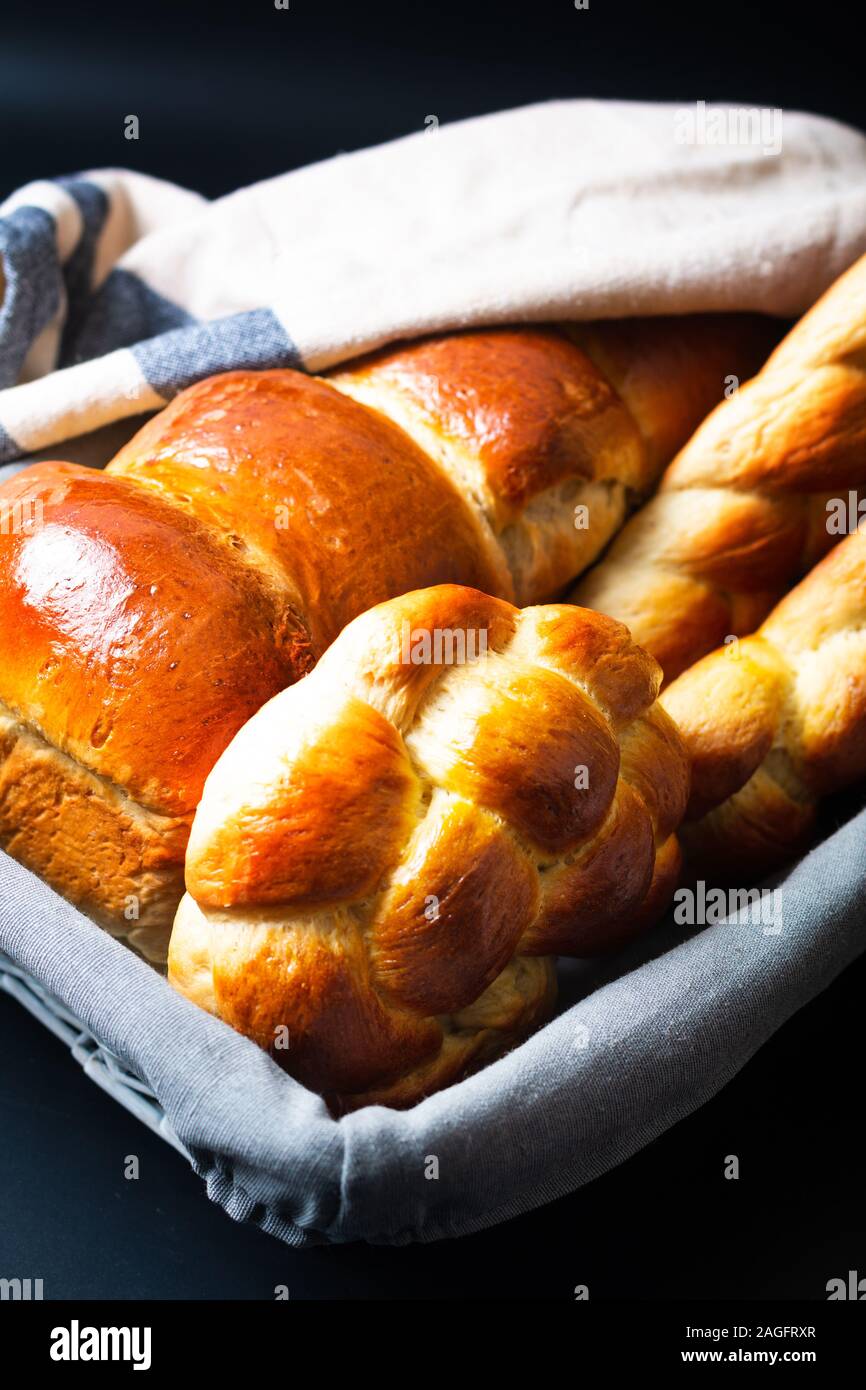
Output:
[
  {"xmin": 572, "ymin": 252, "xmax": 866, "ymax": 682},
  {"xmin": 330, "ymin": 316, "xmax": 773, "ymax": 605},
  {"xmin": 168, "ymin": 584, "xmax": 689, "ymax": 1110},
  {"xmin": 661, "ymin": 524, "xmax": 866, "ymax": 878},
  {"xmin": 0, "ymin": 317, "xmax": 763, "ymax": 957}
]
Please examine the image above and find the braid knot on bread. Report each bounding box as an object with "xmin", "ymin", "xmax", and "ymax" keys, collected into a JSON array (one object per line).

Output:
[
  {"xmin": 661, "ymin": 524, "xmax": 866, "ymax": 878},
  {"xmin": 169, "ymin": 584, "xmax": 688, "ymax": 1110}
]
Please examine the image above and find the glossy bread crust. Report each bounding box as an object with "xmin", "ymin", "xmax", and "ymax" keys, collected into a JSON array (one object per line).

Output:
[
  {"xmin": 661, "ymin": 524, "xmax": 866, "ymax": 878},
  {"xmin": 0, "ymin": 705, "xmax": 189, "ymax": 962},
  {"xmin": 0, "ymin": 313, "xmax": 763, "ymax": 952},
  {"xmin": 169, "ymin": 585, "xmax": 689, "ymax": 1110},
  {"xmin": 572, "ymin": 252, "xmax": 866, "ymax": 681},
  {"xmin": 332, "ymin": 328, "xmax": 647, "ymax": 512},
  {"xmin": 565, "ymin": 312, "xmax": 777, "ymax": 475},
  {"xmin": 0, "ymin": 461, "xmax": 308, "ymax": 957},
  {"xmin": 108, "ymin": 369, "xmax": 507, "ymax": 652},
  {"xmin": 0, "ymin": 368, "xmax": 509, "ymax": 952},
  {"xmin": 330, "ymin": 317, "xmax": 774, "ymax": 604}
]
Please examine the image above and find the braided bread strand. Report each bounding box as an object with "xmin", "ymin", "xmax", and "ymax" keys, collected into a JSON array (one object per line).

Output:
[
  {"xmin": 328, "ymin": 317, "xmax": 774, "ymax": 607},
  {"xmin": 660, "ymin": 524, "xmax": 866, "ymax": 879},
  {"xmin": 169, "ymin": 584, "xmax": 688, "ymax": 1110},
  {"xmin": 572, "ymin": 253, "xmax": 866, "ymax": 682}
]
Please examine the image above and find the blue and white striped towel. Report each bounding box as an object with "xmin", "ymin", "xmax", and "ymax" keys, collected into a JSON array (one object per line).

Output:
[{"xmin": 3, "ymin": 98, "xmax": 866, "ymax": 469}]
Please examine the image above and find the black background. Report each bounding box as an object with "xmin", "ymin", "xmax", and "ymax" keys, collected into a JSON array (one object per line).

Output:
[
  {"xmin": 2, "ymin": 0, "xmax": 865, "ymax": 200},
  {"xmin": 1, "ymin": 0, "xmax": 864, "ymax": 1300}
]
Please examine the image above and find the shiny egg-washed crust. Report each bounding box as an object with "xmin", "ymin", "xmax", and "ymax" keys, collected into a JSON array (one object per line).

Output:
[
  {"xmin": 169, "ymin": 585, "xmax": 689, "ymax": 1110},
  {"xmin": 0, "ymin": 462, "xmax": 309, "ymax": 816},
  {"xmin": 107, "ymin": 369, "xmax": 507, "ymax": 653},
  {"xmin": 572, "ymin": 252, "xmax": 866, "ymax": 682},
  {"xmin": 0, "ymin": 462, "xmax": 305, "ymax": 961},
  {"xmin": 0, "ymin": 316, "xmax": 765, "ymax": 954},
  {"xmin": 661, "ymin": 525, "xmax": 866, "ymax": 879},
  {"xmin": 330, "ymin": 317, "xmax": 775, "ymax": 605}
]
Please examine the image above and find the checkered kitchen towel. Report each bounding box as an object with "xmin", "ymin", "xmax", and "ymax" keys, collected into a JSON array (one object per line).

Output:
[{"xmin": 2, "ymin": 100, "xmax": 866, "ymax": 1245}]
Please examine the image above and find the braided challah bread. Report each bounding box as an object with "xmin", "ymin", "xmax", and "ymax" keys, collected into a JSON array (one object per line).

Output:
[
  {"xmin": 571, "ymin": 252, "xmax": 866, "ymax": 682},
  {"xmin": 330, "ymin": 316, "xmax": 774, "ymax": 606},
  {"xmin": 660, "ymin": 524, "xmax": 866, "ymax": 879},
  {"xmin": 168, "ymin": 584, "xmax": 689, "ymax": 1110},
  {"xmin": 0, "ymin": 316, "xmax": 762, "ymax": 957}
]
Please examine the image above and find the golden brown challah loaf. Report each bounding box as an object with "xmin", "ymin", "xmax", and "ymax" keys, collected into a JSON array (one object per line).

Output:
[
  {"xmin": 661, "ymin": 525, "xmax": 866, "ymax": 879},
  {"xmin": 168, "ymin": 585, "xmax": 689, "ymax": 1110},
  {"xmin": 0, "ymin": 316, "xmax": 762, "ymax": 957},
  {"xmin": 330, "ymin": 316, "xmax": 774, "ymax": 605},
  {"xmin": 572, "ymin": 252, "xmax": 866, "ymax": 682},
  {"xmin": 0, "ymin": 378, "xmax": 498, "ymax": 960}
]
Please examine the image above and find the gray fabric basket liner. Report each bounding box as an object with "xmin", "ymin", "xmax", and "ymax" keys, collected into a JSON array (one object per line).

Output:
[{"xmin": 1, "ymin": 799, "xmax": 864, "ymax": 1247}]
